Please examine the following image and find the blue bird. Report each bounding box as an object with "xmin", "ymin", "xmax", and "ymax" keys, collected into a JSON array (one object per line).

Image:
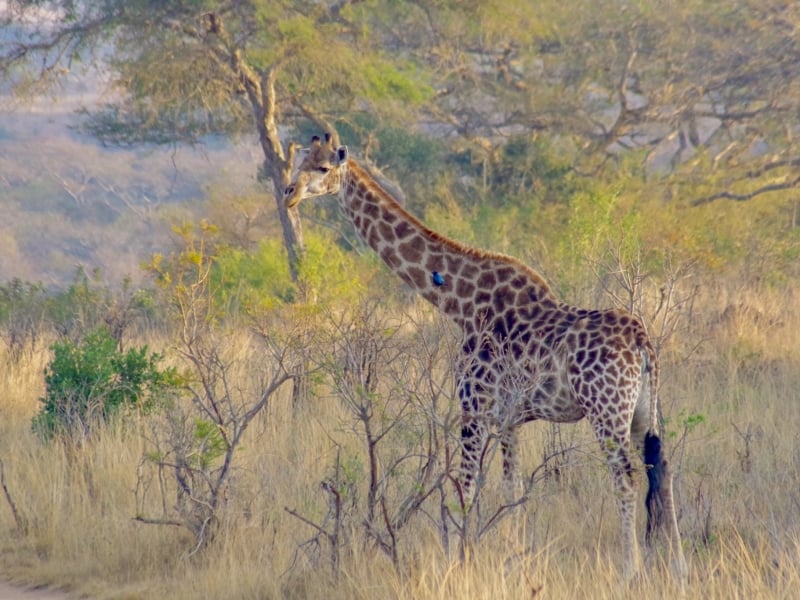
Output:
[{"xmin": 432, "ymin": 271, "xmax": 445, "ymax": 286}]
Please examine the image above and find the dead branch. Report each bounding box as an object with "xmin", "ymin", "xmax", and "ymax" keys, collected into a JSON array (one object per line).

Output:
[
  {"xmin": 0, "ymin": 458, "xmax": 27, "ymax": 533},
  {"xmin": 691, "ymin": 175, "xmax": 800, "ymax": 206}
]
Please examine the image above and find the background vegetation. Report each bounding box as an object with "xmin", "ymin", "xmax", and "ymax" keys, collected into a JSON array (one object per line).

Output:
[{"xmin": 1, "ymin": 1, "xmax": 799, "ymax": 598}]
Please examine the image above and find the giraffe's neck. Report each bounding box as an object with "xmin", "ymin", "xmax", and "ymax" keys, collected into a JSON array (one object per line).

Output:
[{"xmin": 336, "ymin": 160, "xmax": 558, "ymax": 329}]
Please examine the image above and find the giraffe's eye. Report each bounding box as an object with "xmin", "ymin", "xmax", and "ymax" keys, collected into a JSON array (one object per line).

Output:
[{"xmin": 317, "ymin": 166, "xmax": 330, "ymax": 174}]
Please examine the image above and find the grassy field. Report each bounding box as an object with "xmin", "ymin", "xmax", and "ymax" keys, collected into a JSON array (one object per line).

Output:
[{"xmin": 1, "ymin": 282, "xmax": 798, "ymax": 599}]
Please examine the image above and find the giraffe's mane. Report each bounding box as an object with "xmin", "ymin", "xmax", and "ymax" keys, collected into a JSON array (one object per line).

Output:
[{"xmin": 347, "ymin": 159, "xmax": 554, "ymax": 293}]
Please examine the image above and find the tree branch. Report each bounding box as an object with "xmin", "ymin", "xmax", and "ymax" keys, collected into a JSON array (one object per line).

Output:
[
  {"xmin": 1, "ymin": 7, "xmax": 122, "ymax": 82},
  {"xmin": 745, "ymin": 157, "xmax": 800, "ymax": 179},
  {"xmin": 0, "ymin": 458, "xmax": 27, "ymax": 533},
  {"xmin": 691, "ymin": 175, "xmax": 800, "ymax": 206},
  {"xmin": 133, "ymin": 515, "xmax": 185, "ymax": 528}
]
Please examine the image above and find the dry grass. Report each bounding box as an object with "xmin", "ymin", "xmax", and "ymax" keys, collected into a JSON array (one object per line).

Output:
[{"xmin": 1, "ymin": 285, "xmax": 798, "ymax": 599}]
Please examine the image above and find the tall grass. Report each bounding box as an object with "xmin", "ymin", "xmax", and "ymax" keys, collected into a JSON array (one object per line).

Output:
[{"xmin": 1, "ymin": 284, "xmax": 798, "ymax": 599}]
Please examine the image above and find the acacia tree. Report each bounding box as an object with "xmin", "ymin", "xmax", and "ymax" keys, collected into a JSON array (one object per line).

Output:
[
  {"xmin": 529, "ymin": 0, "xmax": 800, "ymax": 207},
  {"xmin": 7, "ymin": 1, "xmax": 798, "ymax": 218},
  {"xmin": 1, "ymin": 0, "xmax": 433, "ymax": 280},
  {"xmin": 342, "ymin": 1, "xmax": 800, "ymax": 210}
]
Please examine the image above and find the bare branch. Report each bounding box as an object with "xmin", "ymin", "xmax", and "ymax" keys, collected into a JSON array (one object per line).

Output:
[
  {"xmin": 691, "ymin": 175, "xmax": 800, "ymax": 206},
  {"xmin": 132, "ymin": 515, "xmax": 185, "ymax": 528},
  {"xmin": 0, "ymin": 458, "xmax": 27, "ymax": 533},
  {"xmin": 284, "ymin": 506, "xmax": 333, "ymax": 539},
  {"xmin": 745, "ymin": 157, "xmax": 800, "ymax": 179},
  {"xmin": 1, "ymin": 7, "xmax": 122, "ymax": 84}
]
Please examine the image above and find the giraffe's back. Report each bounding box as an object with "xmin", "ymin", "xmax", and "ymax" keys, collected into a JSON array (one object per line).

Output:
[{"xmin": 469, "ymin": 301, "xmax": 651, "ymax": 428}]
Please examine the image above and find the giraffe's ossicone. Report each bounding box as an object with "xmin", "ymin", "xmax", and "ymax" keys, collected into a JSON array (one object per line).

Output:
[{"xmin": 284, "ymin": 133, "xmax": 688, "ymax": 580}]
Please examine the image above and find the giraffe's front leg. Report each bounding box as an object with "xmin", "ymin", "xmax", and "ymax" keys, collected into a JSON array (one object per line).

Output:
[
  {"xmin": 458, "ymin": 376, "xmax": 489, "ymax": 507},
  {"xmin": 459, "ymin": 408, "xmax": 488, "ymax": 507}
]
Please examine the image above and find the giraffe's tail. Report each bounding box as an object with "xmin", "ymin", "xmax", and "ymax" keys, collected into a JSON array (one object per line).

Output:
[
  {"xmin": 643, "ymin": 431, "xmax": 689, "ymax": 577},
  {"xmin": 640, "ymin": 330, "xmax": 687, "ymax": 576},
  {"xmin": 638, "ymin": 325, "xmax": 664, "ymax": 541},
  {"xmin": 643, "ymin": 432, "xmax": 666, "ymax": 542}
]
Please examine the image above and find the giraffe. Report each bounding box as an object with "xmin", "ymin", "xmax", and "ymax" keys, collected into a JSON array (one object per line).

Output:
[{"xmin": 284, "ymin": 133, "xmax": 687, "ymax": 579}]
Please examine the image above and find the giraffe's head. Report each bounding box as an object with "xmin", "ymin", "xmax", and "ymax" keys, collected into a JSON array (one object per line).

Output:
[{"xmin": 284, "ymin": 133, "xmax": 348, "ymax": 209}]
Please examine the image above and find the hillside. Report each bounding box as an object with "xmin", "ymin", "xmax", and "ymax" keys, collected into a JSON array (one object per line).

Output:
[{"xmin": 0, "ymin": 97, "xmax": 264, "ymax": 289}]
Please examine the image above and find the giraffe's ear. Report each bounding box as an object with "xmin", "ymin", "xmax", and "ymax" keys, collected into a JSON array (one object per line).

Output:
[
  {"xmin": 326, "ymin": 131, "xmax": 341, "ymax": 147},
  {"xmin": 337, "ymin": 146, "xmax": 348, "ymax": 165}
]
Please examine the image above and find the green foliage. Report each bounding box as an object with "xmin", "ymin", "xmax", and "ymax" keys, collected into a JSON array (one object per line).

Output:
[
  {"xmin": 297, "ymin": 233, "xmax": 367, "ymax": 305},
  {"xmin": 421, "ymin": 135, "xmax": 587, "ymax": 257},
  {"xmin": 32, "ymin": 327, "xmax": 181, "ymax": 441},
  {"xmin": 214, "ymin": 237, "xmax": 296, "ymax": 310},
  {"xmin": 360, "ymin": 56, "xmax": 434, "ymax": 105},
  {"xmin": 340, "ymin": 454, "xmax": 364, "ymax": 488},
  {"xmin": 566, "ymin": 190, "xmax": 635, "ymax": 258},
  {"xmin": 533, "ymin": 188, "xmax": 622, "ymax": 295},
  {"xmin": 67, "ymin": 1, "xmax": 436, "ymax": 147},
  {"xmin": 150, "ymin": 219, "xmax": 366, "ymax": 321},
  {"xmin": 493, "ymin": 136, "xmax": 580, "ymax": 206},
  {"xmin": 371, "ymin": 126, "xmax": 446, "ymax": 179},
  {"xmin": 190, "ymin": 419, "xmax": 228, "ymax": 470},
  {"xmin": 681, "ymin": 412, "xmax": 707, "ymax": 432},
  {"xmin": 213, "ymin": 230, "xmax": 367, "ymax": 314},
  {"xmin": 277, "ymin": 14, "xmax": 320, "ymax": 45}
]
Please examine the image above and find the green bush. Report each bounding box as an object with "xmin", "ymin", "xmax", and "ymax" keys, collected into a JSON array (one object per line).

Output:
[{"xmin": 32, "ymin": 327, "xmax": 181, "ymax": 441}]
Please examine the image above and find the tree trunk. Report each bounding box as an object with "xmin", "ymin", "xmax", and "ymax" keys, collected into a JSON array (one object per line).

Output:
[{"xmin": 258, "ymin": 163, "xmax": 304, "ymax": 283}]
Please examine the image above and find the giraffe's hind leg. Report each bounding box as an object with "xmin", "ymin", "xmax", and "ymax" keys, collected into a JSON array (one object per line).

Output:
[{"xmin": 589, "ymin": 412, "xmax": 641, "ymax": 580}]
